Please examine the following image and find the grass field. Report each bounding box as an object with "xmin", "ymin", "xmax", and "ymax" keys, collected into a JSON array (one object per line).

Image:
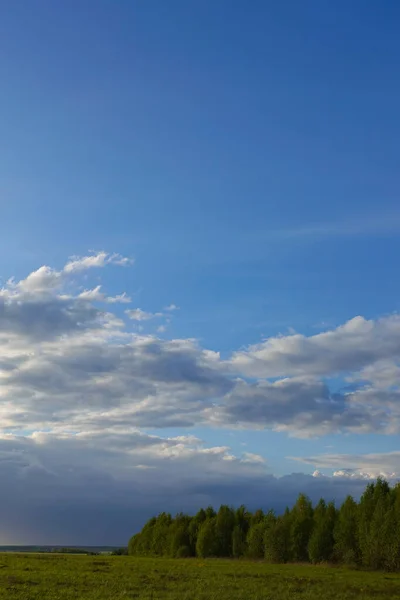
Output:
[{"xmin": 0, "ymin": 554, "xmax": 399, "ymax": 599}]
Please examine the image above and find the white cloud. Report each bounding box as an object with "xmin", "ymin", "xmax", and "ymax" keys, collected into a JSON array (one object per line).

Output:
[
  {"xmin": 64, "ymin": 251, "xmax": 133, "ymax": 273},
  {"xmin": 290, "ymin": 451, "xmax": 400, "ymax": 481},
  {"xmin": 106, "ymin": 292, "xmax": 131, "ymax": 304},
  {"xmin": 126, "ymin": 308, "xmax": 163, "ymax": 321},
  {"xmin": 230, "ymin": 315, "xmax": 400, "ymax": 378},
  {"xmin": 10, "ymin": 252, "xmax": 132, "ymax": 297},
  {"xmin": 78, "ymin": 285, "xmax": 104, "ymax": 302},
  {"xmin": 2, "ymin": 255, "xmax": 400, "ymax": 476},
  {"xmin": 79, "ymin": 287, "xmax": 131, "ymax": 304},
  {"xmin": 242, "ymin": 452, "xmax": 265, "ymax": 464},
  {"xmin": 16, "ymin": 265, "xmax": 63, "ymax": 293},
  {"xmin": 165, "ymin": 304, "xmax": 179, "ymax": 311},
  {"xmin": 3, "ymin": 255, "xmax": 400, "ymax": 439}
]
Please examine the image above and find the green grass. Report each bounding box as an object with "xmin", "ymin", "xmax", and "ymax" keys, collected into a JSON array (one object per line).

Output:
[{"xmin": 0, "ymin": 554, "xmax": 399, "ymax": 599}]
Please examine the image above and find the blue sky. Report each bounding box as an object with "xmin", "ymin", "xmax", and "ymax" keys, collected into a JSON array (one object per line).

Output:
[{"xmin": 0, "ymin": 1, "xmax": 400, "ymax": 543}]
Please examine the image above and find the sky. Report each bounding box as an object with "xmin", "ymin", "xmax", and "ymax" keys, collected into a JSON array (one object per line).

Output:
[{"xmin": 1, "ymin": 0, "xmax": 400, "ymax": 544}]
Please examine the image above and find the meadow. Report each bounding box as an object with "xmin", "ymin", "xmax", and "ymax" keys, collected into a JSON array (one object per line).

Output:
[{"xmin": 0, "ymin": 554, "xmax": 399, "ymax": 599}]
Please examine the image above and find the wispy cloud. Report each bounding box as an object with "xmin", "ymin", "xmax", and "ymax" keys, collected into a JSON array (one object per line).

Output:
[
  {"xmin": 126, "ymin": 308, "xmax": 163, "ymax": 321},
  {"xmin": 266, "ymin": 212, "xmax": 400, "ymax": 241},
  {"xmin": 64, "ymin": 251, "xmax": 133, "ymax": 273}
]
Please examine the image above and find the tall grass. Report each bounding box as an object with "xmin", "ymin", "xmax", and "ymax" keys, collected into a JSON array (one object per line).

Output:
[{"xmin": 0, "ymin": 554, "xmax": 399, "ymax": 598}]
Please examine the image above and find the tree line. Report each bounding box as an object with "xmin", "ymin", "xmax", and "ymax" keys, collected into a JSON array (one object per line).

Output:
[{"xmin": 128, "ymin": 478, "xmax": 400, "ymax": 571}]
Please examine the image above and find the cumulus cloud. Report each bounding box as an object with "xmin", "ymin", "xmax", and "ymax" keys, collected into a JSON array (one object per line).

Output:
[
  {"xmin": 207, "ymin": 377, "xmax": 373, "ymax": 437},
  {"xmin": 230, "ymin": 315, "xmax": 400, "ymax": 378},
  {"xmin": 16, "ymin": 265, "xmax": 63, "ymax": 293},
  {"xmin": 0, "ymin": 252, "xmax": 133, "ymax": 342},
  {"xmin": 0, "ymin": 290, "xmax": 101, "ymax": 341},
  {"xmin": 2, "ymin": 255, "xmax": 400, "ymax": 439},
  {"xmin": 0, "ymin": 334, "xmax": 231, "ymax": 432},
  {"xmin": 13, "ymin": 252, "xmax": 132, "ymax": 297}
]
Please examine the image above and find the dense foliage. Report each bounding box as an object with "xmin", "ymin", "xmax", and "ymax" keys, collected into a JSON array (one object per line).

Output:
[{"xmin": 128, "ymin": 479, "xmax": 400, "ymax": 571}]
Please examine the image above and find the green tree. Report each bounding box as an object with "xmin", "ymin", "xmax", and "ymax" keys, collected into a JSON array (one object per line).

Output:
[
  {"xmin": 247, "ymin": 521, "xmax": 267, "ymax": 559},
  {"xmin": 196, "ymin": 518, "xmax": 219, "ymax": 558},
  {"xmin": 264, "ymin": 514, "xmax": 291, "ymax": 563},
  {"xmin": 290, "ymin": 494, "xmax": 314, "ymax": 562},
  {"xmin": 384, "ymin": 484, "xmax": 400, "ymax": 572},
  {"xmin": 358, "ymin": 479, "xmax": 390, "ymax": 568},
  {"xmin": 205, "ymin": 506, "xmax": 216, "ymax": 520},
  {"xmin": 308, "ymin": 500, "xmax": 336, "ymax": 563},
  {"xmin": 334, "ymin": 495, "xmax": 359, "ymax": 565},
  {"xmin": 169, "ymin": 514, "xmax": 192, "ymax": 558},
  {"xmin": 151, "ymin": 512, "xmax": 173, "ymax": 556},
  {"xmin": 232, "ymin": 525, "xmax": 247, "ymax": 558},
  {"xmin": 235, "ymin": 505, "xmax": 250, "ymax": 537},
  {"xmin": 215, "ymin": 505, "xmax": 236, "ymax": 557},
  {"xmin": 366, "ymin": 483, "xmax": 392, "ymax": 570},
  {"xmin": 250, "ymin": 509, "xmax": 264, "ymax": 526},
  {"xmin": 128, "ymin": 516, "xmax": 157, "ymax": 556},
  {"xmin": 128, "ymin": 478, "xmax": 400, "ymax": 571},
  {"xmin": 188, "ymin": 508, "xmax": 206, "ymax": 555}
]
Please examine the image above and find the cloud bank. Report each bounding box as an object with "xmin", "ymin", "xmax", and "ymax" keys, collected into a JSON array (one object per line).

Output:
[
  {"xmin": 0, "ymin": 431, "xmax": 377, "ymax": 545},
  {"xmin": 0, "ymin": 252, "xmax": 399, "ymax": 542},
  {"xmin": 291, "ymin": 451, "xmax": 400, "ymax": 481}
]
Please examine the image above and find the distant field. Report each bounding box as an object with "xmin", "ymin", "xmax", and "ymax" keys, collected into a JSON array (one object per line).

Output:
[
  {"xmin": 0, "ymin": 554, "xmax": 399, "ymax": 599},
  {"xmin": 0, "ymin": 546, "xmax": 118, "ymax": 554}
]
